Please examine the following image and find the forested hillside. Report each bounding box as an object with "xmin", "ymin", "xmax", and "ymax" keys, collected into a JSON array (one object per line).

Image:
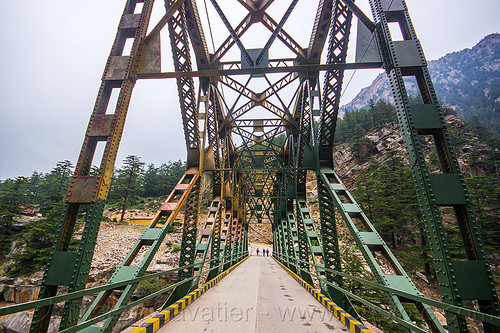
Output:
[
  {"xmin": 327, "ymin": 101, "xmax": 499, "ymax": 331},
  {"xmin": 335, "ymin": 100, "xmax": 499, "ymax": 268},
  {"xmin": 0, "ymin": 158, "xmax": 185, "ymax": 276},
  {"xmin": 343, "ymin": 33, "xmax": 500, "ymax": 134}
]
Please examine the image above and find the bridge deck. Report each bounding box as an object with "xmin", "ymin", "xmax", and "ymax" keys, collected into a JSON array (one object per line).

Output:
[{"xmin": 157, "ymin": 256, "xmax": 346, "ymax": 332}]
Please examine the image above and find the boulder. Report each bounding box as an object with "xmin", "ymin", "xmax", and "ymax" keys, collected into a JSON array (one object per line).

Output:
[
  {"xmin": 0, "ymin": 312, "xmax": 31, "ymax": 333},
  {"xmin": 434, "ymin": 312, "xmax": 447, "ymax": 328},
  {"xmin": 1, "ymin": 285, "xmax": 39, "ymax": 304}
]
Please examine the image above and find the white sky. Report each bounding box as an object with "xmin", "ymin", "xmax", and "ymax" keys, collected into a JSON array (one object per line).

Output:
[{"xmin": 0, "ymin": 0, "xmax": 499, "ymax": 180}]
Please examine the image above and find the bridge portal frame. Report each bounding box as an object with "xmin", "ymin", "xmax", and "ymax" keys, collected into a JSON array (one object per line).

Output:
[{"xmin": 27, "ymin": 1, "xmax": 498, "ymax": 332}]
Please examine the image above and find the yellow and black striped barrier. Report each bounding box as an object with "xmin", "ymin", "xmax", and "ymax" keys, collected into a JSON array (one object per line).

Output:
[
  {"xmin": 273, "ymin": 257, "xmax": 373, "ymax": 333},
  {"xmin": 130, "ymin": 256, "xmax": 249, "ymax": 333}
]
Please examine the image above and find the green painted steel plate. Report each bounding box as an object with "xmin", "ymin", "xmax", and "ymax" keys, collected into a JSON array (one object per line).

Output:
[
  {"xmin": 197, "ymin": 244, "xmax": 209, "ymax": 251},
  {"xmin": 383, "ymin": 275, "xmax": 419, "ymax": 295},
  {"xmin": 342, "ymin": 203, "xmax": 360, "ymax": 213},
  {"xmin": 428, "ymin": 174, "xmax": 466, "ymax": 205},
  {"xmin": 451, "ymin": 260, "xmax": 495, "ymax": 300},
  {"xmin": 306, "ymin": 231, "xmax": 318, "ymax": 237},
  {"xmin": 410, "ymin": 104, "xmax": 442, "ymax": 130},
  {"xmin": 359, "ymin": 232, "xmax": 384, "ymax": 246},
  {"xmin": 45, "ymin": 251, "xmax": 78, "ymax": 286},
  {"xmin": 108, "ymin": 266, "xmax": 141, "ymax": 284},
  {"xmin": 142, "ymin": 228, "xmax": 162, "ymax": 241}
]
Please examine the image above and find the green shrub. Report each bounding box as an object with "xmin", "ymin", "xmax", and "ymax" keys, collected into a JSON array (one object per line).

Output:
[
  {"xmin": 135, "ymin": 276, "xmax": 167, "ymax": 297},
  {"xmin": 171, "ymin": 243, "xmax": 181, "ymax": 253}
]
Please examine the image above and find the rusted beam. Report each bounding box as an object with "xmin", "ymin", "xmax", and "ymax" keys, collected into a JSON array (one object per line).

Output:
[{"xmin": 137, "ymin": 61, "xmax": 382, "ymax": 79}]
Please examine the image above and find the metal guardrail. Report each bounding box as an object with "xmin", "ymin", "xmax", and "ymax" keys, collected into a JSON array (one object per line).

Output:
[
  {"xmin": 274, "ymin": 253, "xmax": 500, "ymax": 329},
  {"xmin": 0, "ymin": 252, "xmax": 248, "ymax": 332},
  {"xmin": 3, "ymin": 251, "xmax": 498, "ymax": 331}
]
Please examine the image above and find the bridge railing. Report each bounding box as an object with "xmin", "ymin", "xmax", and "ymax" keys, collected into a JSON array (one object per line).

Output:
[
  {"xmin": 273, "ymin": 253, "xmax": 500, "ymax": 331},
  {"xmin": 0, "ymin": 252, "xmax": 248, "ymax": 333}
]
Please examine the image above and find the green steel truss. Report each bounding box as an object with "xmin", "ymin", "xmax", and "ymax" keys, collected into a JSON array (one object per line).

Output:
[
  {"xmin": 28, "ymin": 0, "xmax": 498, "ymax": 332},
  {"xmin": 368, "ymin": 1, "xmax": 499, "ymax": 331},
  {"xmin": 81, "ymin": 169, "xmax": 200, "ymax": 332},
  {"xmin": 318, "ymin": 167, "xmax": 444, "ymax": 331}
]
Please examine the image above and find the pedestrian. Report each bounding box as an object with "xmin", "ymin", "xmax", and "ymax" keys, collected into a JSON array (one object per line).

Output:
[
  {"xmin": 266, "ymin": 249, "xmax": 269, "ymax": 256},
  {"xmin": 256, "ymin": 248, "xmax": 259, "ymax": 256}
]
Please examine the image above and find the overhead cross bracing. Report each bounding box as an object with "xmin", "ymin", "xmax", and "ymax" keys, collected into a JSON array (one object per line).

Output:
[{"xmin": 7, "ymin": 0, "xmax": 497, "ymax": 333}]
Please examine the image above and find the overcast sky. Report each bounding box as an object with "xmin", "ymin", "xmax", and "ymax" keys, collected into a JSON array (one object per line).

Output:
[{"xmin": 1, "ymin": 0, "xmax": 499, "ymax": 180}]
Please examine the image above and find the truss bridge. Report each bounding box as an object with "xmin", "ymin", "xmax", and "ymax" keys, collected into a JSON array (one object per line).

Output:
[{"xmin": 1, "ymin": 0, "xmax": 499, "ymax": 332}]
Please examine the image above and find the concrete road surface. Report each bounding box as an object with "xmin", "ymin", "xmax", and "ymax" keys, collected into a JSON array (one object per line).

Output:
[{"xmin": 157, "ymin": 256, "xmax": 347, "ymax": 332}]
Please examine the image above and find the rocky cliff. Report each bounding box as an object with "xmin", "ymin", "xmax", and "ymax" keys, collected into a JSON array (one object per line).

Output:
[{"xmin": 342, "ymin": 33, "xmax": 500, "ymax": 134}]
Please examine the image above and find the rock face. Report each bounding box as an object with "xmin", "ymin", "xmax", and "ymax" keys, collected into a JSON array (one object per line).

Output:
[
  {"xmin": 89, "ymin": 222, "xmax": 182, "ymax": 281},
  {"xmin": 1, "ymin": 312, "xmax": 33, "ymax": 333},
  {"xmin": 1, "ymin": 284, "xmax": 39, "ymax": 304},
  {"xmin": 333, "ymin": 122, "xmax": 406, "ymax": 183},
  {"xmin": 333, "ymin": 114, "xmax": 496, "ymax": 183},
  {"xmin": 342, "ymin": 33, "xmax": 500, "ymax": 134},
  {"xmin": 0, "ymin": 312, "xmax": 60, "ymax": 333},
  {"xmin": 0, "ymin": 220, "xmax": 182, "ymax": 333},
  {"xmin": 248, "ymin": 222, "xmax": 273, "ymax": 244}
]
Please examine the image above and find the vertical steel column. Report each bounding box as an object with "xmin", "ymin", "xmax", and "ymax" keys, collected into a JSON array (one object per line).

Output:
[
  {"xmin": 232, "ymin": 199, "xmax": 245, "ymax": 264},
  {"xmin": 312, "ymin": 0, "xmax": 362, "ymax": 322},
  {"xmin": 294, "ymin": 200, "xmax": 314, "ymax": 285},
  {"xmin": 272, "ymin": 217, "xmax": 279, "ymax": 260},
  {"xmin": 316, "ymin": 175, "xmax": 347, "ymax": 308},
  {"xmin": 281, "ymin": 217, "xmax": 291, "ymax": 266},
  {"xmin": 30, "ymin": 1, "xmax": 155, "ymax": 331},
  {"xmin": 219, "ymin": 200, "xmax": 232, "ymax": 271},
  {"xmin": 277, "ymin": 217, "xmax": 289, "ymax": 265},
  {"xmin": 295, "ymin": 198, "xmax": 327, "ymax": 289},
  {"xmin": 163, "ymin": 180, "xmax": 204, "ymax": 307},
  {"xmin": 166, "ymin": 0, "xmax": 200, "ymax": 166},
  {"xmin": 369, "ymin": 0, "xmax": 499, "ymax": 331},
  {"xmin": 207, "ymin": 197, "xmax": 224, "ymax": 280},
  {"xmin": 224, "ymin": 205, "xmax": 238, "ymax": 270}
]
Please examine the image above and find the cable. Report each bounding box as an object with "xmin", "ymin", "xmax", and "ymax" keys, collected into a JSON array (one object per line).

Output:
[
  {"xmin": 203, "ymin": 0, "xmax": 216, "ymax": 53},
  {"xmin": 340, "ymin": 33, "xmax": 376, "ymax": 100},
  {"xmin": 340, "ymin": 0, "xmax": 396, "ymax": 100},
  {"xmin": 0, "ymin": 136, "xmax": 54, "ymax": 166}
]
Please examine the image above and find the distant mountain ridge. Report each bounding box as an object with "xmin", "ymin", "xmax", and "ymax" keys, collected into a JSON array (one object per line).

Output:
[{"xmin": 342, "ymin": 33, "xmax": 500, "ymax": 134}]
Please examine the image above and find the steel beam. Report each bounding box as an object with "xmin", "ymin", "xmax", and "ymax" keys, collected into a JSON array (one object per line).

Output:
[
  {"xmin": 80, "ymin": 169, "xmax": 200, "ymax": 332},
  {"xmin": 319, "ymin": 168, "xmax": 443, "ymax": 331},
  {"xmin": 318, "ymin": 0, "xmax": 354, "ymax": 165},
  {"xmin": 369, "ymin": 0, "xmax": 499, "ymax": 331},
  {"xmin": 30, "ymin": 1, "xmax": 156, "ymax": 331},
  {"xmin": 136, "ymin": 62, "xmax": 383, "ymax": 79}
]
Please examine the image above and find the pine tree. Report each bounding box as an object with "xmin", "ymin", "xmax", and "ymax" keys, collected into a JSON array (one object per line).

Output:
[
  {"xmin": 6, "ymin": 162, "xmax": 73, "ymax": 274},
  {"xmin": 466, "ymin": 176, "xmax": 500, "ymax": 252},
  {"xmin": 39, "ymin": 160, "xmax": 73, "ymax": 212},
  {"xmin": 354, "ymin": 155, "xmax": 421, "ymax": 251},
  {"xmin": 114, "ymin": 155, "xmax": 145, "ymax": 223},
  {"xmin": 0, "ymin": 177, "xmax": 28, "ymax": 254},
  {"xmin": 143, "ymin": 163, "xmax": 161, "ymax": 197}
]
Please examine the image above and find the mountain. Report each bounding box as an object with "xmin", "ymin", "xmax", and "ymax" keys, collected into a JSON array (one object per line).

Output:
[{"xmin": 342, "ymin": 33, "xmax": 500, "ymax": 134}]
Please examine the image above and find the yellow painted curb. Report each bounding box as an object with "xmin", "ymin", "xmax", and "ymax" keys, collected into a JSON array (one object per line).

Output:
[
  {"xmin": 130, "ymin": 256, "xmax": 249, "ymax": 333},
  {"xmin": 272, "ymin": 257, "xmax": 373, "ymax": 333}
]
